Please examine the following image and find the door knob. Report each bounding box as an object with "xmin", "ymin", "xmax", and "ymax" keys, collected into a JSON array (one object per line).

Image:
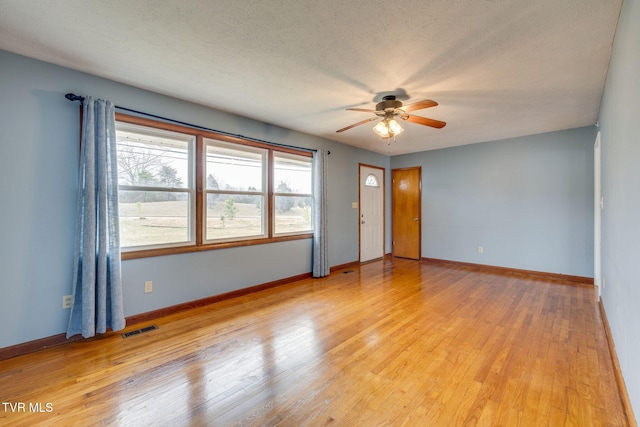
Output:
[{"xmin": 413, "ymin": 217, "xmax": 419, "ymax": 221}]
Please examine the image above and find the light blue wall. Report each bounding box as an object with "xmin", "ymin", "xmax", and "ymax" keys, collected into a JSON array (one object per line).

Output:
[
  {"xmin": 392, "ymin": 127, "xmax": 595, "ymax": 277},
  {"xmin": 0, "ymin": 50, "xmax": 390, "ymax": 348},
  {"xmin": 0, "ymin": 46, "xmax": 605, "ymax": 376},
  {"xmin": 598, "ymin": 0, "xmax": 640, "ymax": 419}
]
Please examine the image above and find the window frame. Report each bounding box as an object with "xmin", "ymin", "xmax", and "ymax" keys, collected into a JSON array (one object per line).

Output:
[
  {"xmin": 203, "ymin": 139, "xmax": 269, "ymax": 243},
  {"xmin": 272, "ymin": 151, "xmax": 314, "ymax": 237},
  {"xmin": 116, "ymin": 113, "xmax": 313, "ymax": 260},
  {"xmin": 116, "ymin": 121, "xmax": 197, "ymax": 251}
]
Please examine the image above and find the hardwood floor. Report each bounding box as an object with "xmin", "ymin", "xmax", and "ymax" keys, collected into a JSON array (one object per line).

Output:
[{"xmin": 0, "ymin": 259, "xmax": 629, "ymax": 426}]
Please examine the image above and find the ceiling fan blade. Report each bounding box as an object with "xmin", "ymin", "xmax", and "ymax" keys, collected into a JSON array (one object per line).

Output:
[
  {"xmin": 404, "ymin": 114, "xmax": 447, "ymax": 129},
  {"xmin": 346, "ymin": 108, "xmax": 378, "ymax": 113},
  {"xmin": 401, "ymin": 99, "xmax": 438, "ymax": 113},
  {"xmin": 336, "ymin": 116, "xmax": 379, "ymax": 133}
]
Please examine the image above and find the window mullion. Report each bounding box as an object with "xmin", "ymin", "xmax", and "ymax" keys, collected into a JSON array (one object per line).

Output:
[
  {"xmin": 196, "ymin": 135, "xmax": 204, "ymax": 246},
  {"xmin": 268, "ymin": 149, "xmax": 274, "ymax": 239},
  {"xmin": 119, "ymin": 185, "xmax": 191, "ymax": 193},
  {"xmin": 206, "ymin": 189, "xmax": 264, "ymax": 196},
  {"xmin": 273, "ymin": 192, "xmax": 312, "ymax": 198}
]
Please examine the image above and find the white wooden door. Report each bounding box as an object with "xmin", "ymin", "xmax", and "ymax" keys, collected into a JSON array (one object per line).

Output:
[{"xmin": 360, "ymin": 165, "xmax": 384, "ymax": 262}]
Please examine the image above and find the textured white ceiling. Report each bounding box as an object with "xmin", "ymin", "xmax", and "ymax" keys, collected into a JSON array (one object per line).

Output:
[{"xmin": 0, "ymin": 0, "xmax": 622, "ymax": 155}]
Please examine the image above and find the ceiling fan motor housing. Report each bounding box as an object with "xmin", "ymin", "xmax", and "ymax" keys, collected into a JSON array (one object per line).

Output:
[{"xmin": 376, "ymin": 95, "xmax": 402, "ymax": 112}]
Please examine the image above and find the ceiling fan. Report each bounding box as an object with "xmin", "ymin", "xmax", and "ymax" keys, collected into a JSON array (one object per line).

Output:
[{"xmin": 336, "ymin": 95, "xmax": 446, "ymax": 141}]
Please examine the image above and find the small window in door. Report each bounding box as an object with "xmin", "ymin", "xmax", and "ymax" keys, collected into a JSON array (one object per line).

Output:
[{"xmin": 365, "ymin": 174, "xmax": 379, "ymax": 187}]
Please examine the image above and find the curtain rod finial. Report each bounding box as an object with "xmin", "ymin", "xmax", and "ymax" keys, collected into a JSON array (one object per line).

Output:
[{"xmin": 65, "ymin": 93, "xmax": 85, "ymax": 103}]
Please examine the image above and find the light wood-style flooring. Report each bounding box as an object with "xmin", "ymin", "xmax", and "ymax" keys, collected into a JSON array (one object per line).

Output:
[{"xmin": 0, "ymin": 259, "xmax": 629, "ymax": 426}]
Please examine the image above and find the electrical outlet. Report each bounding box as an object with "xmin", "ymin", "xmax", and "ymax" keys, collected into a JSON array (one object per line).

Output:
[
  {"xmin": 477, "ymin": 246, "xmax": 484, "ymax": 254},
  {"xmin": 144, "ymin": 281, "xmax": 153, "ymax": 293},
  {"xmin": 62, "ymin": 295, "xmax": 73, "ymax": 309}
]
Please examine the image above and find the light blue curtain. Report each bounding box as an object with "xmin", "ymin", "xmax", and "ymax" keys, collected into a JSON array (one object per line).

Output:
[
  {"xmin": 67, "ymin": 97, "xmax": 125, "ymax": 338},
  {"xmin": 312, "ymin": 149, "xmax": 329, "ymax": 277}
]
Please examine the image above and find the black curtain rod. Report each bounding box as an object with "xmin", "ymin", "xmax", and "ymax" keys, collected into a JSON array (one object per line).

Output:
[{"xmin": 64, "ymin": 93, "xmax": 323, "ymax": 154}]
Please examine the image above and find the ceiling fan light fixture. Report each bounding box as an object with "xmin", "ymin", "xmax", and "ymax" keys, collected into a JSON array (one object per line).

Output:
[
  {"xmin": 387, "ymin": 119, "xmax": 404, "ymax": 135},
  {"xmin": 373, "ymin": 120, "xmax": 390, "ymax": 137},
  {"xmin": 373, "ymin": 118, "xmax": 404, "ymax": 139}
]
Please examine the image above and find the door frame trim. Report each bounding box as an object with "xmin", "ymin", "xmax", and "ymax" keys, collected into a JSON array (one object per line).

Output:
[
  {"xmin": 594, "ymin": 131, "xmax": 601, "ymax": 298},
  {"xmin": 358, "ymin": 163, "xmax": 386, "ymax": 262},
  {"xmin": 391, "ymin": 166, "xmax": 422, "ymax": 259}
]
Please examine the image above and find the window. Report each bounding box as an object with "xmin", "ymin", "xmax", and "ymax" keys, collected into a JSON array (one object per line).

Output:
[
  {"xmin": 273, "ymin": 152, "xmax": 313, "ymax": 234},
  {"xmin": 365, "ymin": 174, "xmax": 379, "ymax": 187},
  {"xmin": 116, "ymin": 122, "xmax": 195, "ymax": 250},
  {"xmin": 205, "ymin": 140, "xmax": 267, "ymax": 242},
  {"xmin": 115, "ymin": 114, "xmax": 313, "ymax": 258}
]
